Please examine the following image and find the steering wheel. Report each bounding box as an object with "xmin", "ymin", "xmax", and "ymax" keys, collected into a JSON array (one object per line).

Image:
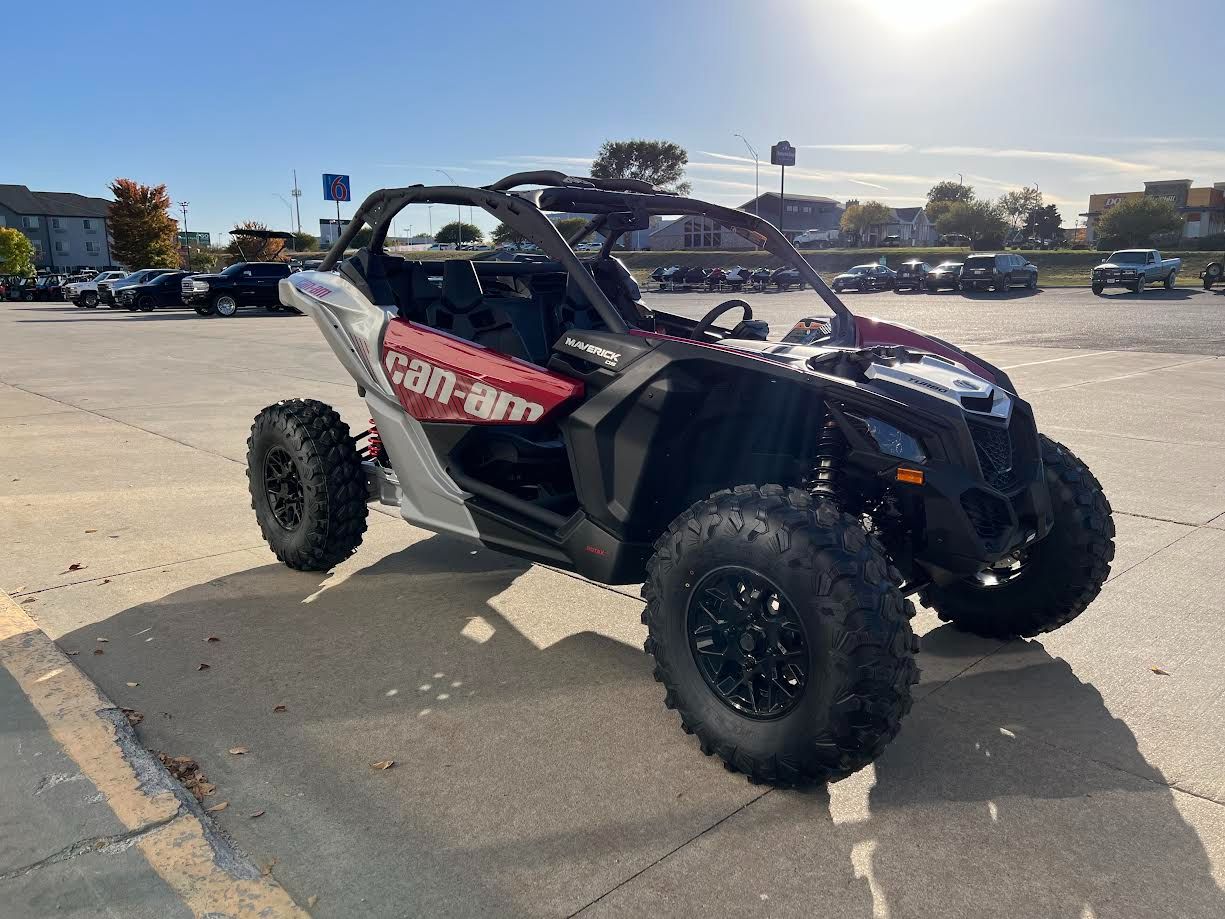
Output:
[{"xmin": 692, "ymin": 299, "xmax": 753, "ymax": 338}]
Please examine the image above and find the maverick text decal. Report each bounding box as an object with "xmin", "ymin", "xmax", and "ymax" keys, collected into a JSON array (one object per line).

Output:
[{"xmin": 384, "ymin": 353, "xmax": 544, "ymax": 422}]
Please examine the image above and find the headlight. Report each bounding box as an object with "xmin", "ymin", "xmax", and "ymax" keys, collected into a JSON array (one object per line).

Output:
[{"xmin": 849, "ymin": 415, "xmax": 927, "ymax": 463}]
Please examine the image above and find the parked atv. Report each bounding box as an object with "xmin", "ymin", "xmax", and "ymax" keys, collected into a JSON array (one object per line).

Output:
[
  {"xmin": 248, "ymin": 171, "xmax": 1115, "ymax": 787},
  {"xmin": 750, "ymin": 266, "xmax": 773, "ymax": 290},
  {"xmin": 724, "ymin": 266, "xmax": 753, "ymax": 291},
  {"xmin": 771, "ymin": 266, "xmax": 804, "ymax": 290},
  {"xmin": 705, "ymin": 267, "xmax": 728, "ymax": 291}
]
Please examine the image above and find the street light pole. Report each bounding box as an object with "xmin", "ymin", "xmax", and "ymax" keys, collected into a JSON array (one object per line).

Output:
[
  {"xmin": 177, "ymin": 201, "xmax": 189, "ymax": 269},
  {"xmin": 734, "ymin": 133, "xmax": 760, "ymax": 215},
  {"xmin": 274, "ymin": 194, "xmax": 294, "ymax": 251},
  {"xmin": 435, "ymin": 169, "xmax": 461, "ymax": 248}
]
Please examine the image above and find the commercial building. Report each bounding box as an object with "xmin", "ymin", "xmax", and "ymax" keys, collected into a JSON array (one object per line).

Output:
[
  {"xmin": 1082, "ymin": 179, "xmax": 1225, "ymax": 245},
  {"xmin": 0, "ymin": 184, "xmax": 114, "ymax": 271},
  {"xmin": 319, "ymin": 218, "xmax": 353, "ymax": 247}
]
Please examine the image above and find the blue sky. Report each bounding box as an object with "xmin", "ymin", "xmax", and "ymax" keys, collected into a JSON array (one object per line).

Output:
[{"xmin": 10, "ymin": 0, "xmax": 1223, "ymax": 241}]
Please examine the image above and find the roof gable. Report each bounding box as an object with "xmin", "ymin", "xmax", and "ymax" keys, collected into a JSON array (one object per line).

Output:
[{"xmin": 0, "ymin": 185, "xmax": 112, "ymax": 218}]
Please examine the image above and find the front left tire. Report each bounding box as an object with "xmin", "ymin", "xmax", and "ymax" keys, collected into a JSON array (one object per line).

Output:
[
  {"xmin": 212, "ymin": 294, "xmax": 239, "ymax": 317},
  {"xmin": 247, "ymin": 399, "xmax": 368, "ymax": 571},
  {"xmin": 642, "ymin": 484, "xmax": 919, "ymax": 786}
]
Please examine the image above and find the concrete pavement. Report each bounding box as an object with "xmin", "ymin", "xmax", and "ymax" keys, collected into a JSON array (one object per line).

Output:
[{"xmin": 1, "ymin": 295, "xmax": 1224, "ymax": 917}]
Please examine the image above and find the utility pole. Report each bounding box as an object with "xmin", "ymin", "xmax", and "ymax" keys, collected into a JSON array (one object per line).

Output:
[
  {"xmin": 435, "ymin": 169, "xmax": 461, "ymax": 248},
  {"xmin": 291, "ymin": 170, "xmax": 302, "ymax": 235},
  {"xmin": 734, "ymin": 134, "xmax": 760, "ymax": 215},
  {"xmin": 178, "ymin": 201, "xmax": 189, "ymax": 269}
]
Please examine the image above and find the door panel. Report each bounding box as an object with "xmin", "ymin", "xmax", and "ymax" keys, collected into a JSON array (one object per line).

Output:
[{"xmin": 381, "ymin": 319, "xmax": 583, "ymax": 424}]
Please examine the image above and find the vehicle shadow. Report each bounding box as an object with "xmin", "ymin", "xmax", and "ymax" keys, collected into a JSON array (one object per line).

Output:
[
  {"xmin": 56, "ymin": 545, "xmax": 1225, "ymax": 917},
  {"xmin": 1091, "ymin": 288, "xmax": 1197, "ymax": 300},
  {"xmin": 955, "ymin": 288, "xmax": 1044, "ymax": 300}
]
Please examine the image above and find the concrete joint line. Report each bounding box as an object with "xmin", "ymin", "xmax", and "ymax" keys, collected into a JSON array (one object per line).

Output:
[{"xmin": 0, "ymin": 590, "xmax": 309, "ymax": 916}]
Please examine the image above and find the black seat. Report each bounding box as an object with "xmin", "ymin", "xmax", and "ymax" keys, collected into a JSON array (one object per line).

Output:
[
  {"xmin": 425, "ymin": 261, "xmax": 531, "ymax": 361},
  {"xmin": 339, "ymin": 249, "xmax": 396, "ymax": 306}
]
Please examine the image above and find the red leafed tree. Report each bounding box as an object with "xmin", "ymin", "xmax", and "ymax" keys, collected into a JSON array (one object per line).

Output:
[{"xmin": 108, "ymin": 179, "xmax": 181, "ymax": 268}]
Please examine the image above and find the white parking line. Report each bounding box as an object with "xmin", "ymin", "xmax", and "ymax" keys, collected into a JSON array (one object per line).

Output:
[{"xmin": 1000, "ymin": 350, "xmax": 1113, "ymax": 370}]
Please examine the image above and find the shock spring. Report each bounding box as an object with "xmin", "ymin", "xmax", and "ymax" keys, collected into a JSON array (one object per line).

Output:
[{"xmin": 809, "ymin": 416, "xmax": 846, "ymax": 502}]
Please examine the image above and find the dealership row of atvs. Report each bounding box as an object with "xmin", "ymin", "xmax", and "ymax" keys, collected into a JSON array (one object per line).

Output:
[{"xmin": 649, "ymin": 265, "xmax": 805, "ymax": 292}]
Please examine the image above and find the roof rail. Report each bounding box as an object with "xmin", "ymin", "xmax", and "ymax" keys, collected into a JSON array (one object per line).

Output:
[{"xmin": 485, "ymin": 170, "xmax": 672, "ymax": 195}]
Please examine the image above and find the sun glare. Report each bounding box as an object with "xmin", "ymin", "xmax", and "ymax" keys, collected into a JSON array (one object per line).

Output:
[{"xmin": 863, "ymin": 0, "xmax": 982, "ymax": 32}]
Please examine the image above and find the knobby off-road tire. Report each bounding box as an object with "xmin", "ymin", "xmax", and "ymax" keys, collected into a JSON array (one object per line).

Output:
[
  {"xmin": 921, "ymin": 436, "xmax": 1114, "ymax": 639},
  {"xmin": 247, "ymin": 399, "xmax": 368, "ymax": 571},
  {"xmin": 642, "ymin": 485, "xmax": 919, "ymax": 786}
]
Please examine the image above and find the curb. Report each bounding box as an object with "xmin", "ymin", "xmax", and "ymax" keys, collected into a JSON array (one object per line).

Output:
[{"xmin": 0, "ymin": 590, "xmax": 309, "ymax": 917}]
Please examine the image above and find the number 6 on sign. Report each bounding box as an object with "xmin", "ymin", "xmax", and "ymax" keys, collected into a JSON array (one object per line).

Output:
[{"xmin": 323, "ymin": 174, "xmax": 351, "ymax": 202}]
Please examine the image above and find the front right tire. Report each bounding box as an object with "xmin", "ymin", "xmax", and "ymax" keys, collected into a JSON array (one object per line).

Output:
[
  {"xmin": 247, "ymin": 399, "xmax": 368, "ymax": 571},
  {"xmin": 921, "ymin": 436, "xmax": 1114, "ymax": 639},
  {"xmin": 642, "ymin": 485, "xmax": 918, "ymax": 786}
]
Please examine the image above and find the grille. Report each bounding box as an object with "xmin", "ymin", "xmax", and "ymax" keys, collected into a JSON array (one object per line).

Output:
[
  {"xmin": 967, "ymin": 418, "xmax": 1018, "ymax": 492},
  {"xmin": 961, "ymin": 488, "xmax": 1011, "ymax": 548}
]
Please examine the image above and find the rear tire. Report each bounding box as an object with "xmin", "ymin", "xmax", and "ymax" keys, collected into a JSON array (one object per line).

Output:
[
  {"xmin": 247, "ymin": 399, "xmax": 368, "ymax": 571},
  {"xmin": 995, "ymin": 274, "xmax": 1010, "ymax": 292},
  {"xmin": 920, "ymin": 436, "xmax": 1114, "ymax": 639},
  {"xmin": 642, "ymin": 485, "xmax": 918, "ymax": 786},
  {"xmin": 1164, "ymin": 271, "xmax": 1176, "ymax": 290}
]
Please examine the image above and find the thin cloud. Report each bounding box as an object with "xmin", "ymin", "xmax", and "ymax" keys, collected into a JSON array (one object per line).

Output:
[
  {"xmin": 373, "ymin": 163, "xmax": 478, "ymax": 172},
  {"xmin": 690, "ymin": 177, "xmax": 758, "ymax": 192},
  {"xmin": 918, "ymin": 146, "xmax": 1154, "ymax": 173},
  {"xmin": 799, "ymin": 143, "xmax": 915, "ymax": 154}
]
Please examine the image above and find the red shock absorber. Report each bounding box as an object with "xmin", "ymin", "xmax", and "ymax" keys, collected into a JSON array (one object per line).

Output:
[{"xmin": 365, "ymin": 419, "xmax": 384, "ymax": 463}]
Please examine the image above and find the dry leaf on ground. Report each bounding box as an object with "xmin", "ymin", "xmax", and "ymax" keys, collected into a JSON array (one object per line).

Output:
[
  {"xmin": 371, "ymin": 760, "xmax": 396, "ymax": 770},
  {"xmin": 65, "ymin": 563, "xmax": 86, "ymax": 572},
  {"xmin": 307, "ymin": 895, "xmax": 318, "ymax": 908},
  {"xmin": 196, "ymin": 663, "xmax": 210, "ymax": 671},
  {"xmin": 228, "ymin": 746, "xmax": 249, "ymax": 755},
  {"xmin": 205, "ymin": 635, "xmax": 220, "ymax": 643},
  {"xmin": 126, "ymin": 682, "xmax": 139, "ymax": 687},
  {"xmin": 121, "ymin": 708, "xmax": 143, "ymax": 727},
  {"xmin": 273, "ymin": 704, "xmax": 287, "ymax": 713},
  {"xmin": 1151, "ymin": 666, "xmax": 1171, "ymax": 676},
  {"xmin": 85, "ymin": 529, "xmax": 97, "ymax": 533},
  {"xmin": 96, "ymin": 637, "xmax": 109, "ymax": 643},
  {"xmin": 248, "ymin": 810, "xmax": 265, "ymax": 819},
  {"xmin": 206, "ymin": 801, "xmax": 229, "ymax": 813},
  {"xmin": 92, "ymin": 648, "xmax": 103, "ymax": 656}
]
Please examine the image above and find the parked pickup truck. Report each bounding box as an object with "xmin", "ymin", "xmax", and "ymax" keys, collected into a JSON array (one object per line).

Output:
[
  {"xmin": 181, "ymin": 262, "xmax": 292, "ymax": 317},
  {"xmin": 64, "ymin": 270, "xmax": 128, "ymax": 308},
  {"xmin": 1091, "ymin": 249, "xmax": 1180, "ymax": 294}
]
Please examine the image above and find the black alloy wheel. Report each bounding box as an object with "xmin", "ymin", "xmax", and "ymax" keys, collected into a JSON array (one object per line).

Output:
[
  {"xmin": 263, "ymin": 446, "xmax": 304, "ymax": 531},
  {"xmin": 686, "ymin": 567, "xmax": 809, "ymax": 720}
]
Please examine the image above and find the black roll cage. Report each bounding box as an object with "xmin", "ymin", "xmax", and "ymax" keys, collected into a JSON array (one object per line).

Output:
[{"xmin": 320, "ymin": 170, "xmax": 854, "ymax": 340}]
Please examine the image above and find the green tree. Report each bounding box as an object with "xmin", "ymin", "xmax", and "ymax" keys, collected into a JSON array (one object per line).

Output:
[
  {"xmin": 1023, "ymin": 204, "xmax": 1063, "ymax": 243},
  {"xmin": 492, "ymin": 222, "xmax": 528, "ymax": 247},
  {"xmin": 293, "ymin": 231, "xmax": 319, "ymax": 250},
  {"xmin": 840, "ymin": 201, "xmax": 894, "ymax": 246},
  {"xmin": 925, "ymin": 180, "xmax": 975, "ymax": 223},
  {"xmin": 552, "ymin": 216, "xmax": 589, "ymax": 242},
  {"xmin": 1094, "ymin": 197, "xmax": 1182, "ymax": 248},
  {"xmin": 434, "ymin": 221, "xmax": 483, "ymax": 245},
  {"xmin": 997, "ymin": 185, "xmax": 1044, "ymax": 233},
  {"xmin": 0, "ymin": 226, "xmax": 36, "ymax": 277},
  {"xmin": 935, "ymin": 200, "xmax": 1009, "ymax": 249},
  {"xmin": 590, "ymin": 139, "xmax": 690, "ymax": 194},
  {"xmin": 108, "ymin": 178, "xmax": 180, "ymax": 268}
]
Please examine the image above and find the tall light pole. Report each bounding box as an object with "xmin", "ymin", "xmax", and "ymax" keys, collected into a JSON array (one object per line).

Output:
[
  {"xmin": 274, "ymin": 194, "xmax": 295, "ymax": 251},
  {"xmin": 435, "ymin": 169, "xmax": 462, "ymax": 248},
  {"xmin": 177, "ymin": 201, "xmax": 189, "ymax": 269},
  {"xmin": 290, "ymin": 170, "xmax": 303, "ymax": 235},
  {"xmin": 734, "ymin": 133, "xmax": 760, "ymax": 215},
  {"xmin": 957, "ymin": 173, "xmax": 963, "ymax": 185},
  {"xmin": 426, "ymin": 205, "xmax": 435, "ymax": 240}
]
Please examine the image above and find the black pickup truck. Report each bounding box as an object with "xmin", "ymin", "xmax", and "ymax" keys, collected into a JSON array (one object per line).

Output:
[{"xmin": 181, "ymin": 262, "xmax": 291, "ymax": 316}]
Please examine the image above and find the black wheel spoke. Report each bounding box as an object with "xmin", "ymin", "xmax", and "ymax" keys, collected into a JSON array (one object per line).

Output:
[
  {"xmin": 263, "ymin": 446, "xmax": 305, "ymax": 532},
  {"xmin": 687, "ymin": 567, "xmax": 809, "ymax": 720}
]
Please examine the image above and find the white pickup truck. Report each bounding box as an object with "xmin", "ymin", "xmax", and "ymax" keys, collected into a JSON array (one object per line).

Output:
[
  {"xmin": 64, "ymin": 270, "xmax": 128, "ymax": 308},
  {"xmin": 1091, "ymin": 249, "xmax": 1180, "ymax": 294}
]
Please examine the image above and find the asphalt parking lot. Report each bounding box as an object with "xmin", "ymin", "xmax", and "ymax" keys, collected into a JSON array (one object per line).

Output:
[{"xmin": 2, "ymin": 289, "xmax": 1224, "ymax": 917}]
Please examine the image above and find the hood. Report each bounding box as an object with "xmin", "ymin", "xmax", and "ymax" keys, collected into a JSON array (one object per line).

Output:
[
  {"xmin": 190, "ymin": 273, "xmax": 224, "ymax": 282},
  {"xmin": 1093, "ymin": 262, "xmax": 1138, "ymax": 271}
]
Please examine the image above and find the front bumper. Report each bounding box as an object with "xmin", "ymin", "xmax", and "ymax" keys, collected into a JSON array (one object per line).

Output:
[{"xmin": 1094, "ymin": 272, "xmax": 1141, "ymax": 287}]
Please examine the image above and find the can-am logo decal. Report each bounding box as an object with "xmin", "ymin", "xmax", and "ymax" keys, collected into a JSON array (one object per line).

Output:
[
  {"xmin": 297, "ymin": 280, "xmax": 333, "ymax": 298},
  {"xmin": 563, "ymin": 336, "xmax": 621, "ymax": 367},
  {"xmin": 384, "ymin": 352, "xmax": 544, "ymax": 422}
]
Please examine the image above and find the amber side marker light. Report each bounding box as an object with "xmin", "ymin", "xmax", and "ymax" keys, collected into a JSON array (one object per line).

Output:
[{"xmin": 896, "ymin": 467, "xmax": 925, "ymax": 485}]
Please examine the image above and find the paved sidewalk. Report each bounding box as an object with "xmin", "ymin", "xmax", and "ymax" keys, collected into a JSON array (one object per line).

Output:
[{"xmin": 0, "ymin": 591, "xmax": 307, "ymax": 917}]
